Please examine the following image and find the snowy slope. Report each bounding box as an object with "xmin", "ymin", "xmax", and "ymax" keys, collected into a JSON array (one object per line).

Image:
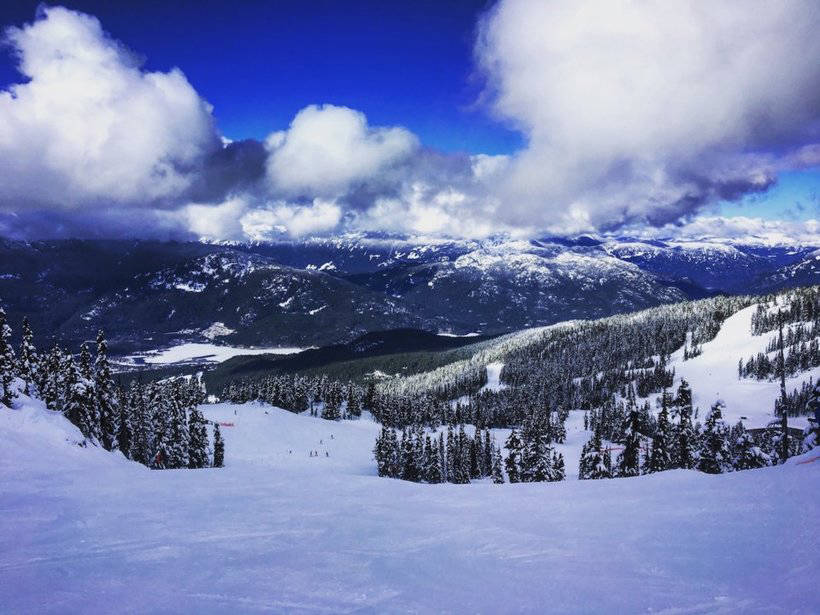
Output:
[
  {"xmin": 663, "ymin": 304, "xmax": 817, "ymax": 429},
  {"xmin": 2, "ymin": 397, "xmax": 818, "ymax": 613}
]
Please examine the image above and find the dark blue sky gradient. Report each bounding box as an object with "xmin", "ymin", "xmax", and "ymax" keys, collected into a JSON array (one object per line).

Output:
[{"xmin": 0, "ymin": 0, "xmax": 524, "ymax": 154}]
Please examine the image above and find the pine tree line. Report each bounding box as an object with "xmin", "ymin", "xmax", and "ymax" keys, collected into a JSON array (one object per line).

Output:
[
  {"xmin": 0, "ymin": 307, "xmax": 223, "ymax": 470},
  {"xmin": 738, "ymin": 341, "xmax": 820, "ymax": 381},
  {"xmin": 750, "ymin": 287, "xmax": 819, "ymax": 335},
  {"xmin": 579, "ymin": 380, "xmax": 784, "ymax": 479},
  {"xmin": 222, "ymin": 374, "xmax": 366, "ymax": 420},
  {"xmin": 374, "ymin": 423, "xmax": 506, "ymax": 484}
]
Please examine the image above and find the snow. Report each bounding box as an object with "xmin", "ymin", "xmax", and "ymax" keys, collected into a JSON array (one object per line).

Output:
[
  {"xmin": 122, "ymin": 343, "xmax": 305, "ymax": 365},
  {"xmin": 308, "ymin": 305, "xmax": 327, "ymax": 315},
  {"xmin": 174, "ymin": 281, "xmax": 206, "ymax": 293},
  {"xmin": 480, "ymin": 361, "xmax": 507, "ymax": 393},
  {"xmin": 437, "ymin": 331, "xmax": 480, "ymax": 337},
  {"xmin": 200, "ymin": 321, "xmax": 235, "ymax": 340},
  {"xmin": 664, "ymin": 305, "xmax": 819, "ymax": 429},
  {"xmin": 1, "ymin": 398, "xmax": 818, "ymax": 613}
]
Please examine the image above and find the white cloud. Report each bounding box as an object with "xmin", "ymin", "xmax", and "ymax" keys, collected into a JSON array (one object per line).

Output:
[
  {"xmin": 352, "ymin": 182, "xmax": 506, "ymax": 238},
  {"xmin": 624, "ymin": 216, "xmax": 820, "ymax": 246},
  {"xmin": 476, "ymin": 0, "xmax": 820, "ymax": 230},
  {"xmin": 182, "ymin": 197, "xmax": 248, "ymax": 241},
  {"xmin": 265, "ymin": 104, "xmax": 418, "ymax": 197},
  {"xmin": 0, "ymin": 6, "xmax": 220, "ymax": 210},
  {"xmin": 240, "ymin": 199, "xmax": 343, "ymax": 239}
]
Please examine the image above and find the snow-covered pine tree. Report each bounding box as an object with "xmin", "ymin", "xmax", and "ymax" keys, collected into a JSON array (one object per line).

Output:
[
  {"xmin": 187, "ymin": 407, "xmax": 210, "ymax": 469},
  {"xmin": 469, "ymin": 428, "xmax": 481, "ymax": 478},
  {"xmin": 130, "ymin": 384, "xmax": 152, "ymax": 466},
  {"xmin": 438, "ymin": 432, "xmax": 447, "ymax": 482},
  {"xmin": 116, "ymin": 385, "xmax": 134, "ymax": 459},
  {"xmin": 697, "ymin": 400, "xmax": 732, "ymax": 474},
  {"xmin": 673, "ymin": 380, "xmax": 697, "ymax": 469},
  {"xmin": 646, "ymin": 391, "xmax": 673, "ymax": 473},
  {"xmin": 579, "ymin": 427, "xmax": 611, "ymax": 480},
  {"xmin": 425, "ymin": 434, "xmax": 442, "ymax": 483},
  {"xmin": 616, "ymin": 406, "xmax": 642, "ymax": 477},
  {"xmin": 504, "ymin": 429, "xmax": 523, "ymax": 483},
  {"xmin": 455, "ymin": 424, "xmax": 471, "ymax": 484},
  {"xmin": 18, "ymin": 316, "xmax": 38, "ymax": 396},
  {"xmin": 374, "ymin": 427, "xmax": 391, "ymax": 477},
  {"xmin": 491, "ymin": 444, "xmax": 505, "ymax": 483},
  {"xmin": 346, "ymin": 382, "xmax": 361, "ymax": 417},
  {"xmin": 63, "ymin": 358, "xmax": 98, "ymax": 443},
  {"xmin": 732, "ymin": 423, "xmax": 771, "ymax": 470},
  {"xmin": 40, "ymin": 346, "xmax": 63, "ymax": 410},
  {"xmin": 483, "ymin": 430, "xmax": 493, "ymax": 477},
  {"xmin": 321, "ymin": 394, "xmax": 341, "ymax": 420},
  {"xmin": 400, "ymin": 430, "xmax": 418, "ymax": 481},
  {"xmin": 168, "ymin": 389, "xmax": 190, "ymax": 469},
  {"xmin": 94, "ymin": 331, "xmax": 119, "ymax": 451},
  {"xmin": 551, "ymin": 451, "xmax": 566, "ymax": 481},
  {"xmin": 213, "ymin": 424, "xmax": 225, "ymax": 468},
  {"xmin": 521, "ymin": 414, "xmax": 552, "ymax": 482},
  {"xmin": 0, "ymin": 307, "xmax": 16, "ymax": 406}
]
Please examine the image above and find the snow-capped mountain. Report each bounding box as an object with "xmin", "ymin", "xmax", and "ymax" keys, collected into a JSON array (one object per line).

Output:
[{"xmin": 0, "ymin": 234, "xmax": 816, "ymax": 353}]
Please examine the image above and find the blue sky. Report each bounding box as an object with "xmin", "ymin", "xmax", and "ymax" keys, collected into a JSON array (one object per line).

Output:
[
  {"xmin": 717, "ymin": 170, "xmax": 819, "ymax": 222},
  {"xmin": 0, "ymin": 1, "xmax": 818, "ymax": 240},
  {"xmin": 0, "ymin": 0, "xmax": 522, "ymax": 155}
]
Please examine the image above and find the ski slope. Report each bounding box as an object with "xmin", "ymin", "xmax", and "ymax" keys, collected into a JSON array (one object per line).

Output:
[
  {"xmin": 664, "ymin": 304, "xmax": 818, "ymax": 429},
  {"xmin": 2, "ymin": 396, "xmax": 818, "ymax": 613}
]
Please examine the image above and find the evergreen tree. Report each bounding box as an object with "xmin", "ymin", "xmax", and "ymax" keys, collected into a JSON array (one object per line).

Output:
[
  {"xmin": 438, "ymin": 432, "xmax": 446, "ymax": 482},
  {"xmin": 63, "ymin": 358, "xmax": 97, "ymax": 442},
  {"xmin": 213, "ymin": 424, "xmax": 225, "ymax": 468},
  {"xmin": 454, "ymin": 424, "xmax": 471, "ymax": 483},
  {"xmin": 504, "ymin": 429, "xmax": 523, "ymax": 483},
  {"xmin": 116, "ymin": 385, "xmax": 134, "ymax": 460},
  {"xmin": 40, "ymin": 346, "xmax": 64, "ymax": 410},
  {"xmin": 0, "ymin": 307, "xmax": 16, "ymax": 406},
  {"xmin": 521, "ymin": 415, "xmax": 552, "ymax": 482},
  {"xmin": 579, "ymin": 427, "xmax": 611, "ymax": 479},
  {"xmin": 321, "ymin": 395, "xmax": 341, "ymax": 421},
  {"xmin": 374, "ymin": 427, "xmax": 392, "ymax": 477},
  {"xmin": 18, "ymin": 316, "xmax": 38, "ymax": 396},
  {"xmin": 131, "ymin": 385, "xmax": 153, "ymax": 466},
  {"xmin": 646, "ymin": 392, "xmax": 673, "ymax": 473},
  {"xmin": 168, "ymin": 390, "xmax": 190, "ymax": 469},
  {"xmin": 483, "ymin": 430, "xmax": 493, "ymax": 477},
  {"xmin": 491, "ymin": 444, "xmax": 505, "ymax": 483},
  {"xmin": 732, "ymin": 424, "xmax": 770, "ymax": 470},
  {"xmin": 187, "ymin": 407, "xmax": 210, "ymax": 469},
  {"xmin": 673, "ymin": 380, "xmax": 697, "ymax": 469},
  {"xmin": 346, "ymin": 383, "xmax": 361, "ymax": 417},
  {"xmin": 94, "ymin": 331, "xmax": 119, "ymax": 451},
  {"xmin": 616, "ymin": 406, "xmax": 642, "ymax": 477},
  {"xmin": 551, "ymin": 451, "xmax": 566, "ymax": 481},
  {"xmin": 425, "ymin": 434, "xmax": 443, "ymax": 483},
  {"xmin": 469, "ymin": 428, "xmax": 481, "ymax": 479},
  {"xmin": 697, "ymin": 400, "xmax": 732, "ymax": 474}
]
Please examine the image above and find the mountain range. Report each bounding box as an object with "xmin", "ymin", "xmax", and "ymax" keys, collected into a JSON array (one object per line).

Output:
[{"xmin": 0, "ymin": 234, "xmax": 816, "ymax": 354}]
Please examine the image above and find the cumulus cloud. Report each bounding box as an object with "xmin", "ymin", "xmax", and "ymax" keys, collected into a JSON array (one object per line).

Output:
[
  {"xmin": 265, "ymin": 104, "xmax": 418, "ymax": 197},
  {"xmin": 475, "ymin": 0, "xmax": 820, "ymax": 232},
  {"xmin": 0, "ymin": 6, "xmax": 222, "ymax": 214},
  {"xmin": 240, "ymin": 199, "xmax": 343, "ymax": 239}
]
